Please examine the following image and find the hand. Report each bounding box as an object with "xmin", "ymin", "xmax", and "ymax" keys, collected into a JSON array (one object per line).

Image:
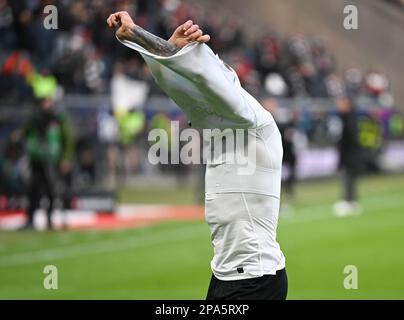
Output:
[
  {"xmin": 107, "ymin": 11, "xmax": 136, "ymax": 41},
  {"xmin": 168, "ymin": 20, "xmax": 210, "ymax": 48}
]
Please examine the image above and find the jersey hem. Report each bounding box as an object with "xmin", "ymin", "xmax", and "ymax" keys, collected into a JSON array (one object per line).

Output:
[{"xmin": 211, "ymin": 256, "xmax": 286, "ymax": 281}]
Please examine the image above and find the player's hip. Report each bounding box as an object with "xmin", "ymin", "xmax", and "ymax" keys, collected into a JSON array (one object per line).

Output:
[
  {"xmin": 206, "ymin": 268, "xmax": 288, "ymax": 300},
  {"xmin": 210, "ymin": 249, "xmax": 285, "ymax": 281}
]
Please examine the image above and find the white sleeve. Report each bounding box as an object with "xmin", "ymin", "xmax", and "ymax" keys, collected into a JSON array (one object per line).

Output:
[{"xmin": 117, "ymin": 38, "xmax": 261, "ymax": 129}]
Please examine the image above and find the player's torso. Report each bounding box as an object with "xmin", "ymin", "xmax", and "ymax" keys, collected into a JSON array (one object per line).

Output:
[{"xmin": 203, "ymin": 123, "xmax": 285, "ymax": 280}]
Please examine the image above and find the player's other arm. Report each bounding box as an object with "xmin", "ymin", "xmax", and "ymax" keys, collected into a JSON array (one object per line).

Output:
[{"xmin": 107, "ymin": 11, "xmax": 210, "ymax": 56}]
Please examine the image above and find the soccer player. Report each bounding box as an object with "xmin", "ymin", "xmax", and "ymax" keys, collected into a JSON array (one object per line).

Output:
[{"xmin": 107, "ymin": 11, "xmax": 287, "ymax": 300}]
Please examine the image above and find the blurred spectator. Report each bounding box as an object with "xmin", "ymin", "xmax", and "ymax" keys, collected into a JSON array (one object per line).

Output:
[
  {"xmin": 279, "ymin": 110, "xmax": 299, "ymax": 200},
  {"xmin": 20, "ymin": 97, "xmax": 74, "ymax": 230},
  {"xmin": 343, "ymin": 68, "xmax": 363, "ymax": 97},
  {"xmin": 364, "ymin": 67, "xmax": 389, "ymax": 97},
  {"xmin": 1, "ymin": 50, "xmax": 33, "ymax": 101},
  {"xmin": 334, "ymin": 96, "xmax": 364, "ymax": 217},
  {"xmin": 0, "ymin": 132, "xmax": 28, "ymax": 198},
  {"xmin": 0, "ymin": 0, "xmax": 16, "ymax": 51}
]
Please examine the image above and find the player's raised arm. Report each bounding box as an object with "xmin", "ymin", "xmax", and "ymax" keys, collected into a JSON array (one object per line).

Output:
[
  {"xmin": 107, "ymin": 11, "xmax": 210, "ymax": 57},
  {"xmin": 107, "ymin": 11, "xmax": 258, "ymax": 129}
]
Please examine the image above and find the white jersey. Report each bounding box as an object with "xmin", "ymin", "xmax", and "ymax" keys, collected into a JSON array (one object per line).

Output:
[{"xmin": 119, "ymin": 39, "xmax": 285, "ymax": 280}]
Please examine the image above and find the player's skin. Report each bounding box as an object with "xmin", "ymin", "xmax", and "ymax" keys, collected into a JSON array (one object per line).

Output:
[{"xmin": 106, "ymin": 11, "xmax": 211, "ymax": 56}]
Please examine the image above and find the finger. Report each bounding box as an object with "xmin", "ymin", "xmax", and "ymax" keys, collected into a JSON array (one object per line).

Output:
[
  {"xmin": 108, "ymin": 13, "xmax": 118, "ymax": 27},
  {"xmin": 184, "ymin": 24, "xmax": 199, "ymax": 36},
  {"xmin": 197, "ymin": 34, "xmax": 211, "ymax": 43},
  {"xmin": 187, "ymin": 29, "xmax": 203, "ymax": 41},
  {"xmin": 109, "ymin": 15, "xmax": 117, "ymax": 27},
  {"xmin": 113, "ymin": 13, "xmax": 121, "ymax": 26},
  {"xmin": 173, "ymin": 24, "xmax": 184, "ymax": 35},
  {"xmin": 117, "ymin": 11, "xmax": 128, "ymax": 22},
  {"xmin": 182, "ymin": 20, "xmax": 193, "ymax": 31},
  {"xmin": 107, "ymin": 15, "xmax": 113, "ymax": 27}
]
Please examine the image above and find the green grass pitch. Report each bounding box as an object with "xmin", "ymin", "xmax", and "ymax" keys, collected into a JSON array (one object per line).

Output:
[{"xmin": 0, "ymin": 174, "xmax": 403, "ymax": 299}]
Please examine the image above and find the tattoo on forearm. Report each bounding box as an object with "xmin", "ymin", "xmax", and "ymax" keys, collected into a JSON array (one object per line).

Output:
[{"xmin": 129, "ymin": 25, "xmax": 180, "ymax": 56}]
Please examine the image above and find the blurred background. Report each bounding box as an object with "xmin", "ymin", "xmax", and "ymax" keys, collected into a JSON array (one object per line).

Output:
[{"xmin": 0, "ymin": 0, "xmax": 403, "ymax": 299}]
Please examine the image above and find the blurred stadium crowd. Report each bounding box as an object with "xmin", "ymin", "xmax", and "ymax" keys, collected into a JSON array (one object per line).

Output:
[
  {"xmin": 0, "ymin": 0, "xmax": 396, "ymax": 101},
  {"xmin": 0, "ymin": 0, "xmax": 403, "ymax": 223}
]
